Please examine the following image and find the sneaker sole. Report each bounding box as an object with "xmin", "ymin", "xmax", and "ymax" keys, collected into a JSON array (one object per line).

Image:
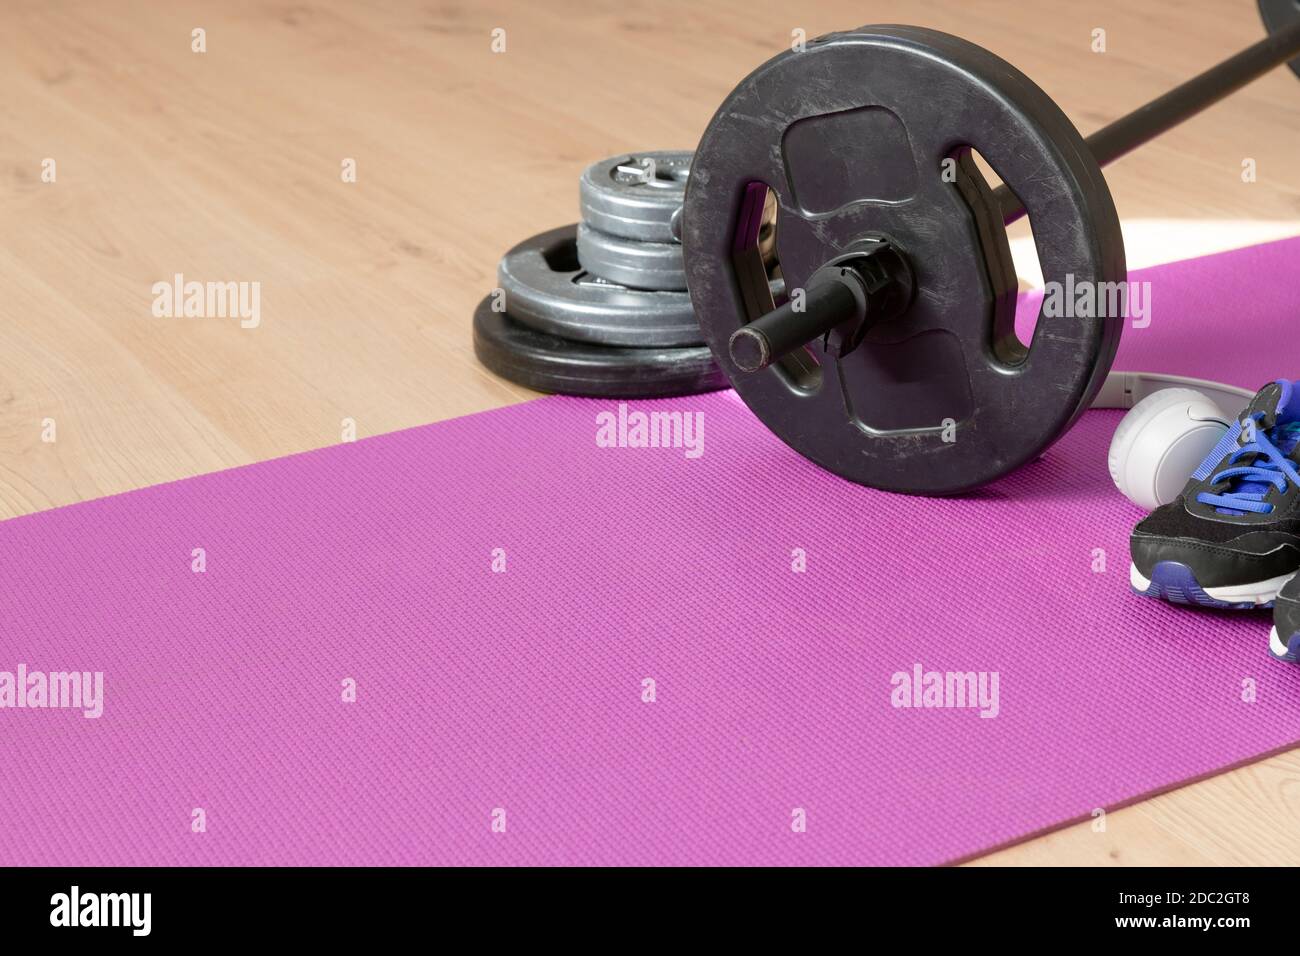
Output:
[
  {"xmin": 1269, "ymin": 626, "xmax": 1300, "ymax": 663},
  {"xmin": 1130, "ymin": 562, "xmax": 1293, "ymax": 610}
]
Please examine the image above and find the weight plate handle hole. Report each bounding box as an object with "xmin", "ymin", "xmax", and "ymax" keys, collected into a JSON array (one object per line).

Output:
[{"xmin": 730, "ymin": 182, "xmax": 822, "ymax": 394}]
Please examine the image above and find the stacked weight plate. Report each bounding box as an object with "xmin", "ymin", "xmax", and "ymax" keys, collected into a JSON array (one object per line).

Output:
[
  {"xmin": 576, "ymin": 152, "xmax": 691, "ymax": 291},
  {"xmin": 472, "ymin": 151, "xmax": 730, "ymax": 398}
]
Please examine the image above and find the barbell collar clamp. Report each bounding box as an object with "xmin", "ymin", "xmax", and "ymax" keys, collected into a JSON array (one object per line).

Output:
[{"xmin": 727, "ymin": 239, "xmax": 915, "ymax": 373}]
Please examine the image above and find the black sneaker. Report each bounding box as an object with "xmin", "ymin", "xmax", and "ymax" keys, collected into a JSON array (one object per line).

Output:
[
  {"xmin": 1271, "ymin": 574, "xmax": 1300, "ymax": 662},
  {"xmin": 1131, "ymin": 380, "xmax": 1300, "ymax": 609}
]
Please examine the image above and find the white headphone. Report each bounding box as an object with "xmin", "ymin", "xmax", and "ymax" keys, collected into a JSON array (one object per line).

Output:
[{"xmin": 1096, "ymin": 372, "xmax": 1254, "ymax": 511}]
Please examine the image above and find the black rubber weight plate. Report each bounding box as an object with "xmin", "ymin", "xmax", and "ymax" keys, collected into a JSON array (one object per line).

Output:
[
  {"xmin": 472, "ymin": 297, "xmax": 728, "ymax": 398},
  {"xmin": 1259, "ymin": 0, "xmax": 1300, "ymax": 78},
  {"xmin": 683, "ymin": 25, "xmax": 1126, "ymax": 495}
]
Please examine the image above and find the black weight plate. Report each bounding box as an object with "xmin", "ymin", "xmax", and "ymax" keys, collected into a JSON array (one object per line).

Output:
[
  {"xmin": 683, "ymin": 25, "xmax": 1127, "ymax": 495},
  {"xmin": 472, "ymin": 297, "xmax": 727, "ymax": 398},
  {"xmin": 1259, "ymin": 0, "xmax": 1300, "ymax": 78},
  {"xmin": 499, "ymin": 224, "xmax": 700, "ymax": 347}
]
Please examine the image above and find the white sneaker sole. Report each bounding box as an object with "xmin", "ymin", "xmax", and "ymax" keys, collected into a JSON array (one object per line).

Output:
[
  {"xmin": 1130, "ymin": 564, "xmax": 1294, "ymax": 607},
  {"xmin": 1270, "ymin": 626, "xmax": 1298, "ymax": 661}
]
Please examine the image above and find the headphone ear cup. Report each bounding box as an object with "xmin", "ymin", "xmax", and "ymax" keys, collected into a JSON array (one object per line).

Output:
[{"xmin": 1108, "ymin": 388, "xmax": 1229, "ymax": 510}]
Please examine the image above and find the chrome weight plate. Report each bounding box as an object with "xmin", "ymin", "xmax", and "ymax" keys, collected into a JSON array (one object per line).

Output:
[
  {"xmin": 499, "ymin": 224, "xmax": 699, "ymax": 347},
  {"xmin": 579, "ymin": 151, "xmax": 692, "ymax": 243}
]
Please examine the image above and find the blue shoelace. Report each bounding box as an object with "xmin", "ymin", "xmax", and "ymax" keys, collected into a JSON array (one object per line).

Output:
[{"xmin": 1196, "ymin": 417, "xmax": 1300, "ymax": 515}]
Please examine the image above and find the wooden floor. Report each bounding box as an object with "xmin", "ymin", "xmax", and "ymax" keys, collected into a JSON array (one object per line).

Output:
[{"xmin": 2, "ymin": 0, "xmax": 1298, "ymax": 864}]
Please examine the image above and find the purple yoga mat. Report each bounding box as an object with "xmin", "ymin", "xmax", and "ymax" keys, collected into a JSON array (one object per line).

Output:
[{"xmin": 2, "ymin": 238, "xmax": 1299, "ymax": 866}]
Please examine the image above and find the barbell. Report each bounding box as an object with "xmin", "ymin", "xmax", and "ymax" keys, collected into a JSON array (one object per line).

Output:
[{"xmin": 682, "ymin": 3, "xmax": 1300, "ymax": 495}]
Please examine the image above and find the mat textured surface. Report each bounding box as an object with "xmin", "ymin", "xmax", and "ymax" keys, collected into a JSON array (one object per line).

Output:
[{"xmin": 2, "ymin": 238, "xmax": 1299, "ymax": 865}]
